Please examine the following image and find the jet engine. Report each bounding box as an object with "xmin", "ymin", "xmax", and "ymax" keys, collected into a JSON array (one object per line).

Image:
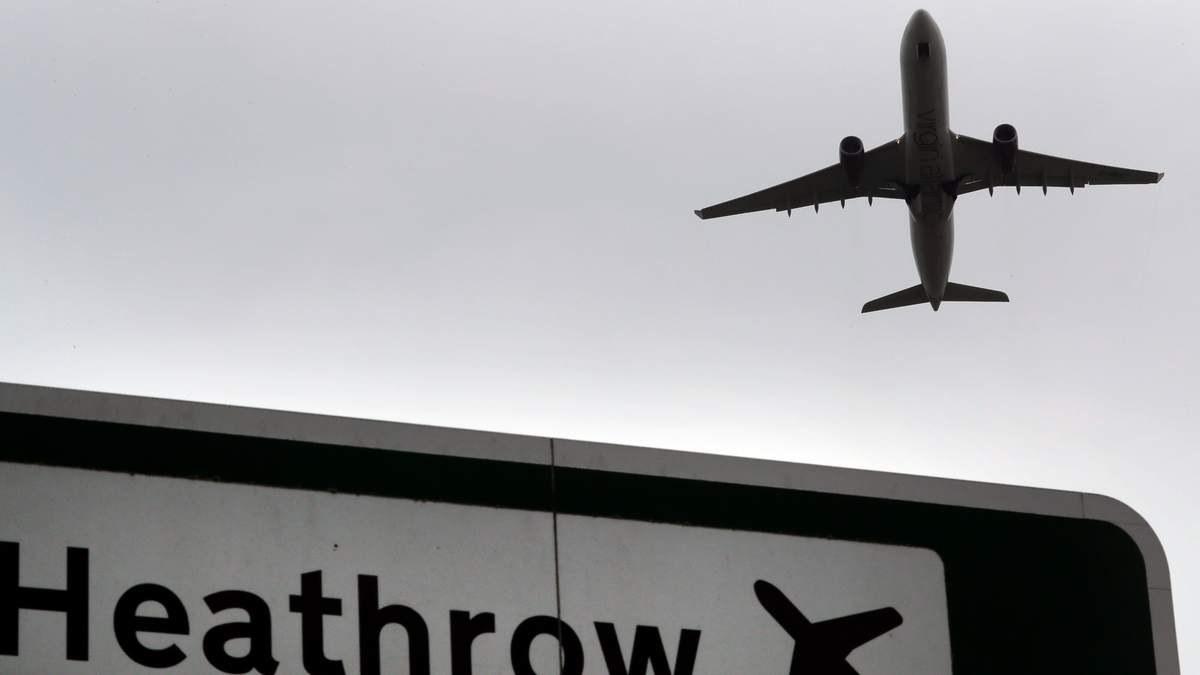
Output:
[
  {"xmin": 992, "ymin": 124, "xmax": 1018, "ymax": 174},
  {"xmin": 839, "ymin": 136, "xmax": 865, "ymax": 187}
]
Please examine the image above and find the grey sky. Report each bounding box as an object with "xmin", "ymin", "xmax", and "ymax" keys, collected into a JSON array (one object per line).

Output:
[{"xmin": 1, "ymin": 0, "xmax": 1197, "ymax": 668}]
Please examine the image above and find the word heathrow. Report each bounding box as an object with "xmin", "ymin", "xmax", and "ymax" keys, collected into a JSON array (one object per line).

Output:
[{"xmin": 0, "ymin": 542, "xmax": 702, "ymax": 675}]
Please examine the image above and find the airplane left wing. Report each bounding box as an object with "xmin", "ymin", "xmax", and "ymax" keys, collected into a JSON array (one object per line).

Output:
[
  {"xmin": 695, "ymin": 138, "xmax": 908, "ymax": 219},
  {"xmin": 953, "ymin": 134, "xmax": 1163, "ymax": 196},
  {"xmin": 754, "ymin": 580, "xmax": 811, "ymax": 638}
]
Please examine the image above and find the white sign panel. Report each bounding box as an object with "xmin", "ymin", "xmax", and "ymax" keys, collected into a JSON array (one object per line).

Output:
[
  {"xmin": 1, "ymin": 462, "xmax": 949, "ymax": 675},
  {"xmin": 557, "ymin": 516, "xmax": 950, "ymax": 675}
]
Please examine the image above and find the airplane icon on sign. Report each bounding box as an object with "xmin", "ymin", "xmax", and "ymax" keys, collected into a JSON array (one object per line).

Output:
[{"xmin": 754, "ymin": 580, "xmax": 903, "ymax": 675}]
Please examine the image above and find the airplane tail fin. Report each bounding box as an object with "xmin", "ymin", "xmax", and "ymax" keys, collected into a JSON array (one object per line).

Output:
[
  {"xmin": 861, "ymin": 284, "xmax": 927, "ymax": 313},
  {"xmin": 862, "ymin": 282, "xmax": 1009, "ymax": 313}
]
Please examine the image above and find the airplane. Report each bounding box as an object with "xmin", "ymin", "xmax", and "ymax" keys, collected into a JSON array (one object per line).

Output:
[
  {"xmin": 754, "ymin": 580, "xmax": 903, "ymax": 675},
  {"xmin": 694, "ymin": 9, "xmax": 1163, "ymax": 313}
]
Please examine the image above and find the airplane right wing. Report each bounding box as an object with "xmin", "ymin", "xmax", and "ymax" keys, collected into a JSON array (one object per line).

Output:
[
  {"xmin": 953, "ymin": 134, "xmax": 1163, "ymax": 196},
  {"xmin": 695, "ymin": 138, "xmax": 908, "ymax": 219},
  {"xmin": 811, "ymin": 607, "xmax": 904, "ymax": 659}
]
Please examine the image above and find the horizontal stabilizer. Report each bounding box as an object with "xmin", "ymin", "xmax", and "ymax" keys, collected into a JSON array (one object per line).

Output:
[
  {"xmin": 861, "ymin": 284, "xmax": 927, "ymax": 313},
  {"xmin": 942, "ymin": 282, "xmax": 1009, "ymax": 304},
  {"xmin": 862, "ymin": 282, "xmax": 1009, "ymax": 313}
]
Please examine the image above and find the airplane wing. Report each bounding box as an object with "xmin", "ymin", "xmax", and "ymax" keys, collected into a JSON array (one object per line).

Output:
[
  {"xmin": 754, "ymin": 580, "xmax": 811, "ymax": 638},
  {"xmin": 952, "ymin": 134, "xmax": 1163, "ymax": 196},
  {"xmin": 695, "ymin": 138, "xmax": 908, "ymax": 219},
  {"xmin": 810, "ymin": 607, "xmax": 903, "ymax": 659}
]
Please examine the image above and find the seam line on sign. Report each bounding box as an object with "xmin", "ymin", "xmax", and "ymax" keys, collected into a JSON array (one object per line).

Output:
[{"xmin": 551, "ymin": 438, "xmax": 564, "ymax": 673}]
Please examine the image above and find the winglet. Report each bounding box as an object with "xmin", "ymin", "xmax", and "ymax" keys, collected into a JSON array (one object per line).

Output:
[
  {"xmin": 1157, "ymin": 172, "xmax": 1165, "ymax": 183},
  {"xmin": 694, "ymin": 209, "xmax": 706, "ymax": 219}
]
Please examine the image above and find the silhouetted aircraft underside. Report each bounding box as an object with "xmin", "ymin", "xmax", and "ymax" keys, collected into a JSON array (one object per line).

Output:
[{"xmin": 695, "ymin": 10, "xmax": 1163, "ymax": 313}]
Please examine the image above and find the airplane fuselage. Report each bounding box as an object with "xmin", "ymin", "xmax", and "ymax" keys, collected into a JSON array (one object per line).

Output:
[{"xmin": 901, "ymin": 9, "xmax": 954, "ymax": 309}]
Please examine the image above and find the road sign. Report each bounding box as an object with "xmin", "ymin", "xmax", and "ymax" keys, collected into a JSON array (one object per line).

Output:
[{"xmin": 0, "ymin": 382, "xmax": 1176, "ymax": 675}]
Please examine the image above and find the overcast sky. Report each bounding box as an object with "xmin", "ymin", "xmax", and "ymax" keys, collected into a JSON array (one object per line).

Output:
[{"xmin": 1, "ymin": 0, "xmax": 1197, "ymax": 669}]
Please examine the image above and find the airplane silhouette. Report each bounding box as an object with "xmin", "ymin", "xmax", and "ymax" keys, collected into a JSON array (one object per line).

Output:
[
  {"xmin": 696, "ymin": 10, "xmax": 1163, "ymax": 312},
  {"xmin": 754, "ymin": 580, "xmax": 902, "ymax": 675}
]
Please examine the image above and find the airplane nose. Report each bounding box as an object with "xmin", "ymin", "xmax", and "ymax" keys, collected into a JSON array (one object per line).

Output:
[
  {"xmin": 930, "ymin": 298, "xmax": 941, "ymax": 311},
  {"xmin": 909, "ymin": 9, "xmax": 934, "ymax": 28},
  {"xmin": 904, "ymin": 9, "xmax": 939, "ymax": 40}
]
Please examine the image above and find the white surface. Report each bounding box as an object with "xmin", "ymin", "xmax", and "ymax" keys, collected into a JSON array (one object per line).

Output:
[
  {"xmin": 558, "ymin": 516, "xmax": 949, "ymax": 675},
  {"xmin": 0, "ymin": 462, "xmax": 558, "ymax": 675}
]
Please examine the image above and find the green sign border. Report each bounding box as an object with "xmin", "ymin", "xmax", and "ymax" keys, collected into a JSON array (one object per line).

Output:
[{"xmin": 0, "ymin": 409, "xmax": 1155, "ymax": 675}]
